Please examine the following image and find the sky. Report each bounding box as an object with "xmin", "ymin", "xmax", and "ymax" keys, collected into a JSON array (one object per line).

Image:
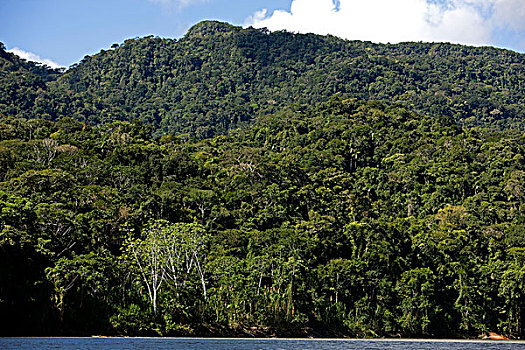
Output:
[{"xmin": 1, "ymin": 0, "xmax": 524, "ymax": 68}]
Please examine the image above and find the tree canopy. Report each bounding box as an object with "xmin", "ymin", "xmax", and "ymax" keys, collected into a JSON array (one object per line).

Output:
[
  {"xmin": 0, "ymin": 98, "xmax": 524, "ymax": 338},
  {"xmin": 0, "ymin": 22, "xmax": 524, "ymax": 137}
]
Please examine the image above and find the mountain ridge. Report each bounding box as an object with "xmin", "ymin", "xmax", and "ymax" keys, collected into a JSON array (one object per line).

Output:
[{"xmin": 1, "ymin": 21, "xmax": 524, "ymax": 136}]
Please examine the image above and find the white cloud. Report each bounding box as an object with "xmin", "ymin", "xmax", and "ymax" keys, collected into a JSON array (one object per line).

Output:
[
  {"xmin": 492, "ymin": 0, "xmax": 525, "ymax": 31},
  {"xmin": 246, "ymin": 0, "xmax": 524, "ymax": 48},
  {"xmin": 7, "ymin": 47, "xmax": 64, "ymax": 70}
]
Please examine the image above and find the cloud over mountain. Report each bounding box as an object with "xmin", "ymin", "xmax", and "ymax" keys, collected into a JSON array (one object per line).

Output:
[
  {"xmin": 247, "ymin": 0, "xmax": 525, "ymax": 50},
  {"xmin": 7, "ymin": 47, "xmax": 64, "ymax": 69}
]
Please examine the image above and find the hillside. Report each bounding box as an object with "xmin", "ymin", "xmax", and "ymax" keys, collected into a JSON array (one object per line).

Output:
[
  {"xmin": 0, "ymin": 42, "xmax": 62, "ymax": 119},
  {"xmin": 1, "ymin": 21, "xmax": 524, "ymax": 136},
  {"xmin": 0, "ymin": 98, "xmax": 524, "ymax": 337},
  {"xmin": 1, "ymin": 21, "xmax": 525, "ymax": 339}
]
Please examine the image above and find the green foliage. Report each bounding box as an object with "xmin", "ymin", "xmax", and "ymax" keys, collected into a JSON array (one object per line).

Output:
[
  {"xmin": 122, "ymin": 220, "xmax": 209, "ymax": 316},
  {"xmin": 0, "ymin": 92, "xmax": 524, "ymax": 337},
  {"xmin": 1, "ymin": 21, "xmax": 524, "ymax": 338},
  {"xmin": 1, "ymin": 22, "xmax": 524, "ymax": 136}
]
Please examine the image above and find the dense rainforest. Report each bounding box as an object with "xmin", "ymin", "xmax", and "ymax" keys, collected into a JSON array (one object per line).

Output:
[
  {"xmin": 0, "ymin": 98, "xmax": 524, "ymax": 338},
  {"xmin": 0, "ymin": 21, "xmax": 524, "ymax": 339},
  {"xmin": 1, "ymin": 21, "xmax": 524, "ymax": 136}
]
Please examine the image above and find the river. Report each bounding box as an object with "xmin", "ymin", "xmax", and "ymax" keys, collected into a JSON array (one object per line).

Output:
[{"xmin": 1, "ymin": 338, "xmax": 525, "ymax": 349}]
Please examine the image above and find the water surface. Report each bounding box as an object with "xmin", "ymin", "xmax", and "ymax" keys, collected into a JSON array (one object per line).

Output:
[{"xmin": 1, "ymin": 337, "xmax": 524, "ymax": 350}]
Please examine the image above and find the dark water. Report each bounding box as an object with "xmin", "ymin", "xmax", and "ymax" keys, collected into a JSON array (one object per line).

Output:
[{"xmin": 1, "ymin": 338, "xmax": 524, "ymax": 350}]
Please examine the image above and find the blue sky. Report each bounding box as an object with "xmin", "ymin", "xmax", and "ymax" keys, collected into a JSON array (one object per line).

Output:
[{"xmin": 1, "ymin": 0, "xmax": 524, "ymax": 68}]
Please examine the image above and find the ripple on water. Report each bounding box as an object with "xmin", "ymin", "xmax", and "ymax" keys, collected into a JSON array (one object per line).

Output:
[{"xmin": 0, "ymin": 338, "xmax": 524, "ymax": 350}]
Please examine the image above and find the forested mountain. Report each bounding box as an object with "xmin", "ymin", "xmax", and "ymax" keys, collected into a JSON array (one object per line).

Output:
[
  {"xmin": 1, "ymin": 21, "xmax": 524, "ymax": 136},
  {"xmin": 1, "ymin": 21, "xmax": 525, "ymax": 338},
  {"xmin": 0, "ymin": 98, "xmax": 524, "ymax": 338},
  {"xmin": 0, "ymin": 43, "xmax": 62, "ymax": 119}
]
